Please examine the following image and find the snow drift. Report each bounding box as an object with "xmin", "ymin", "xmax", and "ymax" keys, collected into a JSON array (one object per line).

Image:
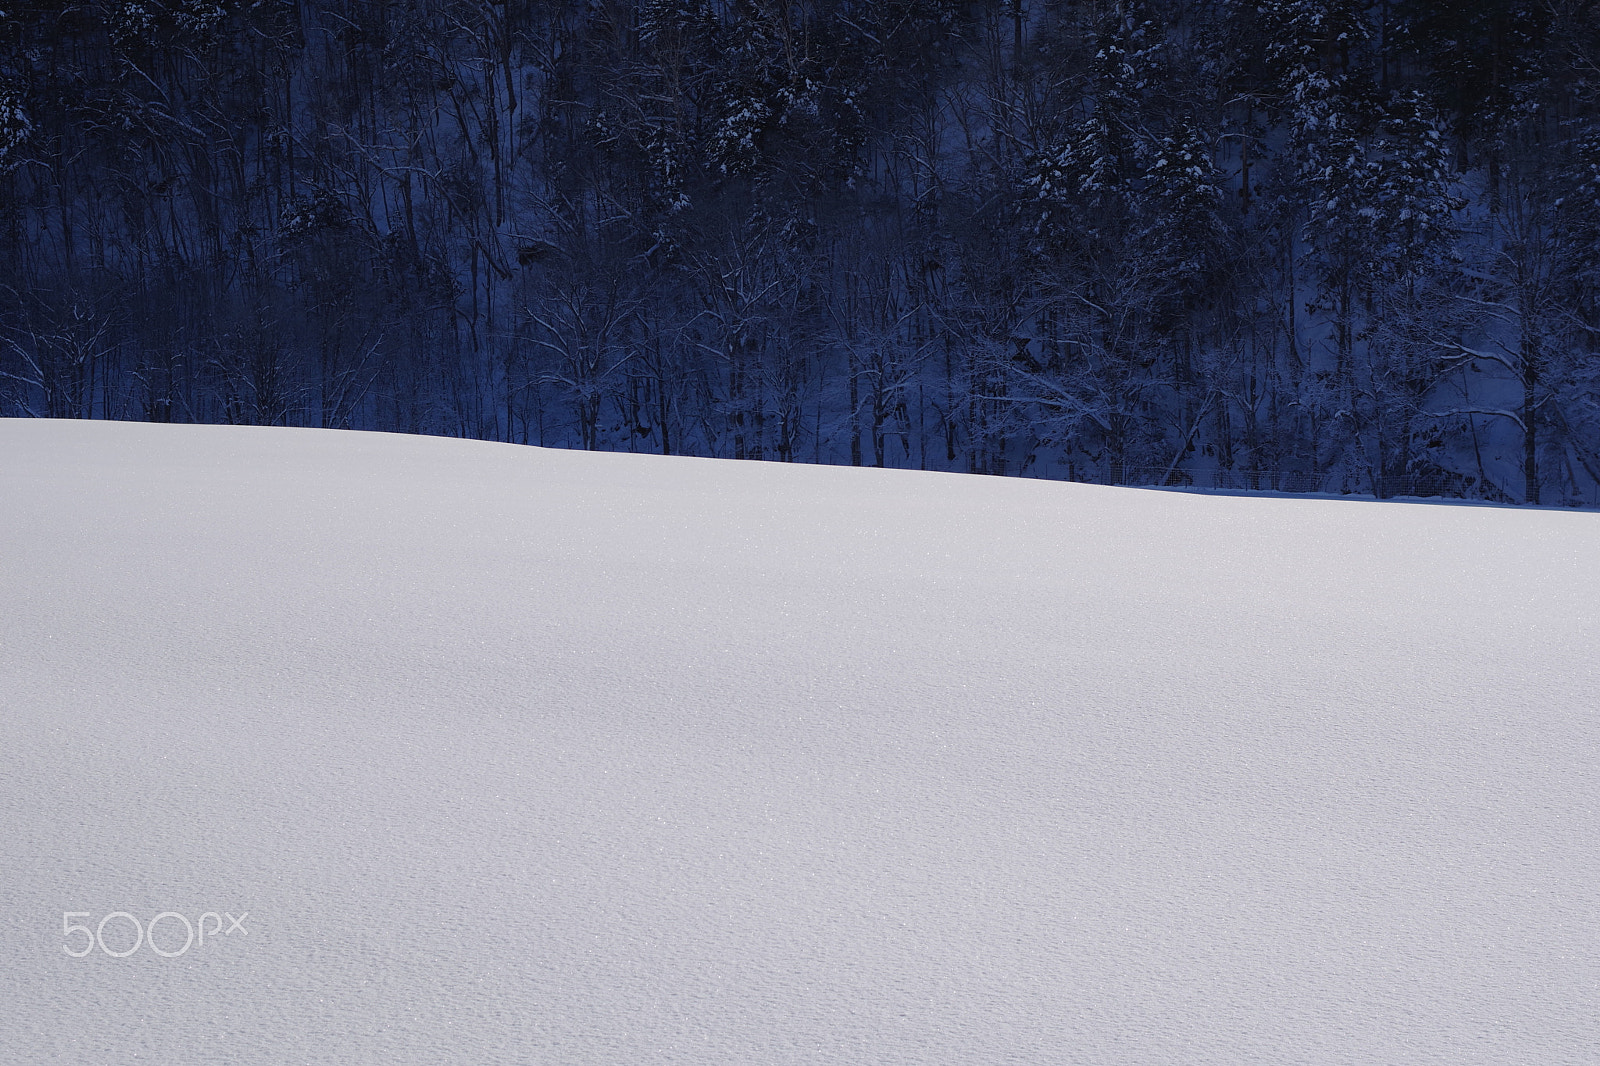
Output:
[{"xmin": 1, "ymin": 418, "xmax": 1596, "ymax": 1065}]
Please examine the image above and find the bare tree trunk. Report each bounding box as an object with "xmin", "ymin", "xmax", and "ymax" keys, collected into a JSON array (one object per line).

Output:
[{"xmin": 1523, "ymin": 331, "xmax": 1540, "ymax": 504}]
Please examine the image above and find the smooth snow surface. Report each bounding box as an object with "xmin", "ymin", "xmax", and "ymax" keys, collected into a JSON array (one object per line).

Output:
[{"xmin": 2, "ymin": 419, "xmax": 1597, "ymax": 1065}]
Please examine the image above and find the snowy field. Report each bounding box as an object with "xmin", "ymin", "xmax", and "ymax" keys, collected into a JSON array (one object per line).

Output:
[{"xmin": 1, "ymin": 418, "xmax": 1597, "ymax": 1065}]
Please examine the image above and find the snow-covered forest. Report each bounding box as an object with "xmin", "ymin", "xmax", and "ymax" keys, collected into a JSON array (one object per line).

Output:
[{"xmin": 4, "ymin": 0, "xmax": 1600, "ymax": 503}]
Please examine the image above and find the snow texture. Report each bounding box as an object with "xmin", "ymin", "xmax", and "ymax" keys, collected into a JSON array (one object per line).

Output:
[{"xmin": 1, "ymin": 418, "xmax": 1596, "ymax": 1065}]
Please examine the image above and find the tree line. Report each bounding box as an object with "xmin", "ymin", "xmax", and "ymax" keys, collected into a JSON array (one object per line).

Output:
[{"xmin": 4, "ymin": 0, "xmax": 1600, "ymax": 503}]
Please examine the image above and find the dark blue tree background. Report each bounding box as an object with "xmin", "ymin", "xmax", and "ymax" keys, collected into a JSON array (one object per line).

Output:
[{"xmin": 3, "ymin": 0, "xmax": 1598, "ymax": 503}]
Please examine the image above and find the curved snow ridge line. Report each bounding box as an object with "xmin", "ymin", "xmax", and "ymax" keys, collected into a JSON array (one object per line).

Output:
[{"xmin": 0, "ymin": 418, "xmax": 1596, "ymax": 1066}]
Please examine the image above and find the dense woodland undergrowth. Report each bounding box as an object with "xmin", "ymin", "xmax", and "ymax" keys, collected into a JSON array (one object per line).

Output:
[{"xmin": 4, "ymin": 1, "xmax": 1600, "ymax": 503}]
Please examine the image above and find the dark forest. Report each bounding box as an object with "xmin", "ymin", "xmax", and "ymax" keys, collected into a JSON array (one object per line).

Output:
[{"xmin": 5, "ymin": 0, "xmax": 1600, "ymax": 503}]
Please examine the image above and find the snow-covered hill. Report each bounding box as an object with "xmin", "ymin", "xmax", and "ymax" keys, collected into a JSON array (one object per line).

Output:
[{"xmin": 1, "ymin": 419, "xmax": 1596, "ymax": 1065}]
